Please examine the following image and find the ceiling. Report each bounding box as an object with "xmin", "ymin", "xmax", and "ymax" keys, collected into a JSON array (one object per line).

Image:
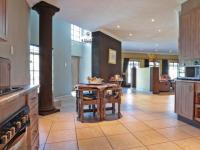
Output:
[{"xmin": 27, "ymin": 0, "xmax": 187, "ymax": 54}]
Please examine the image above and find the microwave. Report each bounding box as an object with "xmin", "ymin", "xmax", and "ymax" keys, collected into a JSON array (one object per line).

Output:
[{"xmin": 178, "ymin": 65, "xmax": 200, "ymax": 80}]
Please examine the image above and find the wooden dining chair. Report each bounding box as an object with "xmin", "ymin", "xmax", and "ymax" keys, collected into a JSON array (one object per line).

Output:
[
  {"xmin": 102, "ymin": 86, "xmax": 122, "ymax": 119},
  {"xmin": 78, "ymin": 87, "xmax": 100, "ymax": 122}
]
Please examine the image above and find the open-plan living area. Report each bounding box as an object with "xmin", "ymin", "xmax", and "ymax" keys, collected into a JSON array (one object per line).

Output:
[{"xmin": 1, "ymin": 0, "xmax": 200, "ymax": 150}]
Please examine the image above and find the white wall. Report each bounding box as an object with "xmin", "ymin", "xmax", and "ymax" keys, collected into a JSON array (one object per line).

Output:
[
  {"xmin": 79, "ymin": 43, "xmax": 92, "ymax": 83},
  {"xmin": 53, "ymin": 19, "xmax": 72, "ymax": 97},
  {"xmin": 0, "ymin": 0, "xmax": 30, "ymax": 86},
  {"xmin": 30, "ymin": 10, "xmax": 92, "ymax": 97},
  {"xmin": 136, "ymin": 68, "xmax": 151, "ymax": 92}
]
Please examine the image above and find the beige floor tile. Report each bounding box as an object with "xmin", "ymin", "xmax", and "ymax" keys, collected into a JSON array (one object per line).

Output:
[
  {"xmin": 39, "ymin": 144, "xmax": 45, "ymax": 150},
  {"xmin": 42, "ymin": 112, "xmax": 75, "ymax": 122},
  {"xmin": 101, "ymin": 124, "xmax": 129, "ymax": 136},
  {"xmin": 179, "ymin": 125, "xmax": 200, "ymax": 137},
  {"xmin": 134, "ymin": 113, "xmax": 169, "ymax": 121},
  {"xmin": 99, "ymin": 120, "xmax": 121, "ymax": 126},
  {"xmin": 122, "ymin": 121, "xmax": 152, "ymax": 132},
  {"xmin": 51, "ymin": 121, "xmax": 75, "ymax": 130},
  {"xmin": 143, "ymin": 118, "xmax": 185, "ymax": 129},
  {"xmin": 39, "ymin": 118, "xmax": 53, "ymax": 132},
  {"xmin": 125, "ymin": 147, "xmax": 148, "ymax": 150},
  {"xmin": 76, "ymin": 126, "xmax": 104, "ymax": 140},
  {"xmin": 47, "ymin": 129, "xmax": 76, "ymax": 143},
  {"xmin": 75, "ymin": 120, "xmax": 99, "ymax": 128},
  {"xmin": 107, "ymin": 133, "xmax": 143, "ymax": 150},
  {"xmin": 174, "ymin": 137, "xmax": 200, "ymax": 150},
  {"xmin": 39, "ymin": 131, "xmax": 49, "ymax": 145},
  {"xmin": 133, "ymin": 130, "xmax": 168, "ymax": 145},
  {"xmin": 44, "ymin": 141, "xmax": 78, "ymax": 150},
  {"xmin": 119, "ymin": 115, "xmax": 138, "ymax": 123},
  {"xmin": 78, "ymin": 137, "xmax": 113, "ymax": 150},
  {"xmin": 156, "ymin": 127, "xmax": 192, "ymax": 141},
  {"xmin": 147, "ymin": 142, "xmax": 182, "ymax": 150}
]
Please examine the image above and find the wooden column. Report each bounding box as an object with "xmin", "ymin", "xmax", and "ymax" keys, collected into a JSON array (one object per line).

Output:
[{"xmin": 33, "ymin": 1, "xmax": 60, "ymax": 115}]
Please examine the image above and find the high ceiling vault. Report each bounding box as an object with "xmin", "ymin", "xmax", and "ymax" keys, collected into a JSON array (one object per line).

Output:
[{"xmin": 27, "ymin": 0, "xmax": 187, "ymax": 54}]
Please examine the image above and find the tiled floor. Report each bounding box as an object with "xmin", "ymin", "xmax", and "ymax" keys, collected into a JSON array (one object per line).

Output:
[{"xmin": 39, "ymin": 89, "xmax": 200, "ymax": 150}]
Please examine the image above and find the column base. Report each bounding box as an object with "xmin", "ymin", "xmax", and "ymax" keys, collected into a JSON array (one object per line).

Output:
[{"xmin": 39, "ymin": 107, "xmax": 60, "ymax": 116}]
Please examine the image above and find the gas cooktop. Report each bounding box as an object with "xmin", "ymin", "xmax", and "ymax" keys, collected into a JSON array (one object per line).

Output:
[{"xmin": 0, "ymin": 87, "xmax": 23, "ymax": 96}]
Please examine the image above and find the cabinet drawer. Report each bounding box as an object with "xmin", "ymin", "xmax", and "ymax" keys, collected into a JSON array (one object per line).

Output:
[
  {"xmin": 28, "ymin": 90, "xmax": 38, "ymax": 107},
  {"xmin": 30, "ymin": 103, "xmax": 38, "ymax": 116},
  {"xmin": 29, "ymin": 109, "xmax": 38, "ymax": 126},
  {"xmin": 30, "ymin": 121, "xmax": 39, "ymax": 145}
]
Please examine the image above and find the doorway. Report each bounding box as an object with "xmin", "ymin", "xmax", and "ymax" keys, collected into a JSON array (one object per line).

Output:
[
  {"xmin": 71, "ymin": 56, "xmax": 80, "ymax": 88},
  {"xmin": 127, "ymin": 61, "xmax": 140, "ymax": 88}
]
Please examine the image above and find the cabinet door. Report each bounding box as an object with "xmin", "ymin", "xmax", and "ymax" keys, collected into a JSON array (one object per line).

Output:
[
  {"xmin": 175, "ymin": 82, "xmax": 194, "ymax": 120},
  {"xmin": 0, "ymin": 0, "xmax": 6, "ymax": 40},
  {"xmin": 175, "ymin": 82, "xmax": 181, "ymax": 114}
]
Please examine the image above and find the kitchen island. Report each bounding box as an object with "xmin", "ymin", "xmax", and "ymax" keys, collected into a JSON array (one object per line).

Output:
[{"xmin": 175, "ymin": 80, "xmax": 200, "ymax": 127}]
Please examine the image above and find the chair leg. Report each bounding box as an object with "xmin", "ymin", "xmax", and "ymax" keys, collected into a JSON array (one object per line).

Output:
[
  {"xmin": 112, "ymin": 103, "xmax": 115, "ymax": 114},
  {"xmin": 118, "ymin": 103, "xmax": 121, "ymax": 118},
  {"xmin": 78, "ymin": 102, "xmax": 80, "ymax": 119},
  {"xmin": 80, "ymin": 103, "xmax": 84, "ymax": 122},
  {"xmin": 97, "ymin": 103, "xmax": 100, "ymax": 121},
  {"xmin": 93, "ymin": 104, "xmax": 96, "ymax": 117},
  {"xmin": 103, "ymin": 103, "xmax": 106, "ymax": 120}
]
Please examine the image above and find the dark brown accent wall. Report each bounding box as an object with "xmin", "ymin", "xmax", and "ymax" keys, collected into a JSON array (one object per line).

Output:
[
  {"xmin": 92, "ymin": 31, "xmax": 121, "ymax": 81},
  {"xmin": 162, "ymin": 59, "xmax": 169, "ymax": 75}
]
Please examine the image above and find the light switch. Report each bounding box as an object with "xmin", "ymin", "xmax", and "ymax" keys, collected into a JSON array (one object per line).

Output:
[{"xmin": 10, "ymin": 46, "xmax": 14, "ymax": 55}]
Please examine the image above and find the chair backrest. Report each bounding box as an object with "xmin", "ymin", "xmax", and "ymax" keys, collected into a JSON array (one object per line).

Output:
[
  {"xmin": 103, "ymin": 86, "xmax": 122, "ymax": 98},
  {"xmin": 78, "ymin": 87, "xmax": 100, "ymax": 99}
]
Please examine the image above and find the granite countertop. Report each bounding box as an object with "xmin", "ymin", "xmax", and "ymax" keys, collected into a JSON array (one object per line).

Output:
[{"xmin": 0, "ymin": 85, "xmax": 38, "ymax": 106}]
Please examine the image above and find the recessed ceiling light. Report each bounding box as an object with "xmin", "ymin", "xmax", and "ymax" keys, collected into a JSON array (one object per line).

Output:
[
  {"xmin": 129, "ymin": 33, "xmax": 133, "ymax": 36},
  {"xmin": 151, "ymin": 18, "xmax": 155, "ymax": 22},
  {"xmin": 158, "ymin": 29, "xmax": 161, "ymax": 32},
  {"xmin": 117, "ymin": 25, "xmax": 120, "ymax": 29}
]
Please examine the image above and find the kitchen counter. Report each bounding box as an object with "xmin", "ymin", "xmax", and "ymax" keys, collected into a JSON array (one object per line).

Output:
[
  {"xmin": 175, "ymin": 80, "xmax": 200, "ymax": 127},
  {"xmin": 0, "ymin": 85, "xmax": 38, "ymax": 106}
]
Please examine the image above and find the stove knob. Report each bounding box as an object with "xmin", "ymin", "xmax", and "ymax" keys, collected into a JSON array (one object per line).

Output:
[
  {"xmin": 1, "ymin": 135, "xmax": 8, "ymax": 144},
  {"xmin": 10, "ymin": 127, "xmax": 16, "ymax": 135},
  {"xmin": 21, "ymin": 116, "xmax": 27, "ymax": 124},
  {"xmin": 16, "ymin": 121, "xmax": 22, "ymax": 129},
  {"xmin": 6, "ymin": 131, "xmax": 12, "ymax": 140}
]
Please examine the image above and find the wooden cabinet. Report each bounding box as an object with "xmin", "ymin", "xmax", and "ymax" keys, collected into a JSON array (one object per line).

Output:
[
  {"xmin": 0, "ymin": 0, "xmax": 6, "ymax": 40},
  {"xmin": 179, "ymin": 7, "xmax": 200, "ymax": 60},
  {"xmin": 175, "ymin": 81, "xmax": 194, "ymax": 120},
  {"xmin": 26, "ymin": 88, "xmax": 39, "ymax": 150},
  {"xmin": 0, "ymin": 58, "xmax": 10, "ymax": 89}
]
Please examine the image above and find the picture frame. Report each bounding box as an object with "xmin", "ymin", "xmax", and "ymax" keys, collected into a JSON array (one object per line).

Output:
[{"xmin": 108, "ymin": 49, "xmax": 116, "ymax": 64}]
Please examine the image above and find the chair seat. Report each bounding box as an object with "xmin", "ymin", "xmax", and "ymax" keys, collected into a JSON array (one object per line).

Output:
[{"xmin": 83, "ymin": 91, "xmax": 97, "ymax": 99}]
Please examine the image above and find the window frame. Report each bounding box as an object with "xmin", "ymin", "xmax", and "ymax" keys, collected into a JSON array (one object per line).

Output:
[{"xmin": 30, "ymin": 45, "xmax": 40, "ymax": 86}]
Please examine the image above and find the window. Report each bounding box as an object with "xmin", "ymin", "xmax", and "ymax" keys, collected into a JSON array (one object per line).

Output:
[
  {"xmin": 71, "ymin": 24, "xmax": 82, "ymax": 42},
  {"xmin": 169, "ymin": 62, "xmax": 178, "ymax": 79},
  {"xmin": 149, "ymin": 61, "xmax": 160, "ymax": 67},
  {"xmin": 30, "ymin": 45, "xmax": 40, "ymax": 85},
  {"xmin": 127, "ymin": 61, "xmax": 140, "ymax": 84}
]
